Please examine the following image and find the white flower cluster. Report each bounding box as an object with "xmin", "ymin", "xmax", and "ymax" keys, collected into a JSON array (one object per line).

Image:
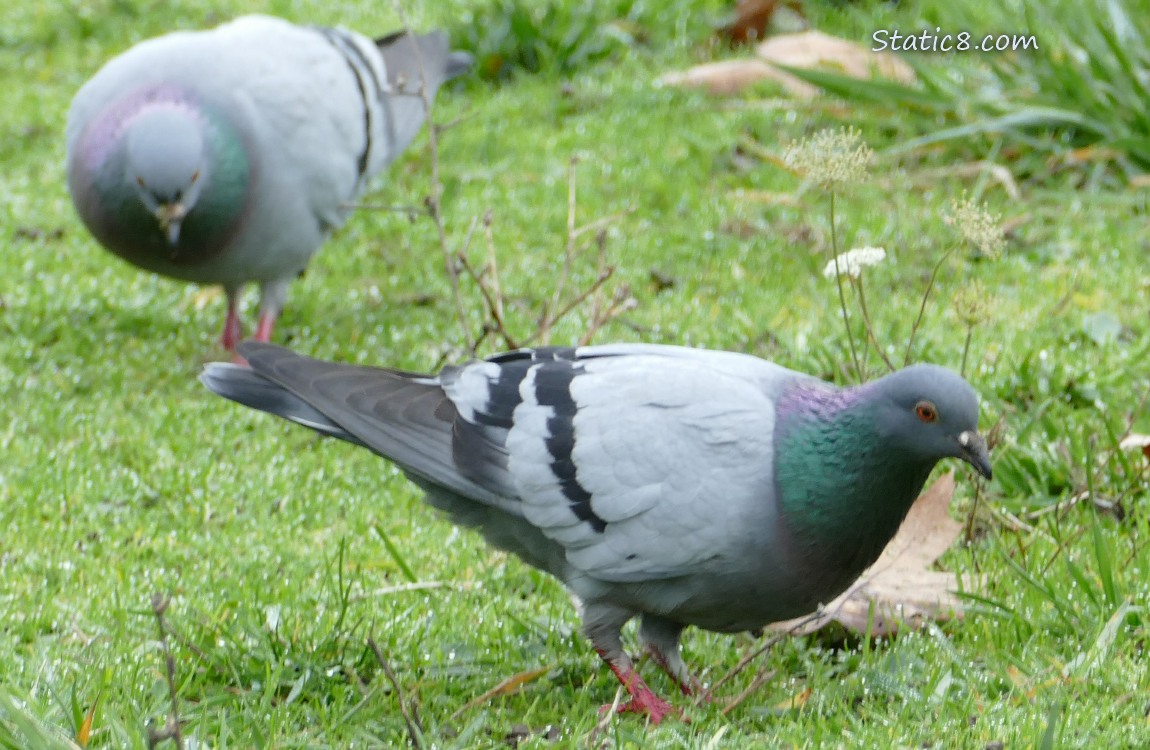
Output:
[
  {"xmin": 783, "ymin": 127, "xmax": 873, "ymax": 189},
  {"xmin": 822, "ymin": 246, "xmax": 887, "ymax": 279}
]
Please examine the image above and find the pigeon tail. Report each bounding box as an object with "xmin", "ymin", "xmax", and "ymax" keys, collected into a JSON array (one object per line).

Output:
[{"xmin": 200, "ymin": 361, "xmax": 365, "ymax": 447}]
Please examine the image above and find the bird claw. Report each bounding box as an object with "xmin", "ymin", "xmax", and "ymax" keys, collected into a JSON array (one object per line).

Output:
[{"xmin": 598, "ymin": 693, "xmax": 680, "ymax": 725}]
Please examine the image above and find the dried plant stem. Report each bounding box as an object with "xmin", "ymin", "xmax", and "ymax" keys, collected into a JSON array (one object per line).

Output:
[
  {"xmin": 903, "ymin": 245, "xmax": 957, "ymax": 366},
  {"xmin": 544, "ymin": 157, "xmax": 581, "ymax": 326},
  {"xmin": 720, "ymin": 668, "xmax": 777, "ymax": 716},
  {"xmin": 579, "ymin": 231, "xmax": 636, "ymax": 345},
  {"xmin": 529, "ymin": 268, "xmax": 614, "ymax": 346},
  {"xmin": 456, "ymin": 217, "xmax": 521, "ymax": 349},
  {"xmin": 391, "ymin": 0, "xmax": 469, "ymax": 346},
  {"xmin": 699, "ymin": 610, "xmax": 822, "ymax": 705},
  {"xmin": 828, "ymin": 192, "xmax": 863, "ymax": 381},
  {"xmin": 482, "ymin": 210, "xmax": 505, "ymax": 330},
  {"xmin": 146, "ymin": 594, "xmax": 184, "ymax": 750},
  {"xmin": 854, "ymin": 276, "xmax": 895, "ymax": 372},
  {"xmin": 368, "ymin": 638, "xmax": 425, "ymax": 748}
]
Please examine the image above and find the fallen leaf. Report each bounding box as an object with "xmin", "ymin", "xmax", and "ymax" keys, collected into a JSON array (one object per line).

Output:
[
  {"xmin": 717, "ymin": 0, "xmax": 780, "ymax": 46},
  {"xmin": 449, "ymin": 665, "xmax": 552, "ymax": 720},
  {"xmin": 659, "ymin": 58, "xmax": 778, "ymax": 96},
  {"xmin": 1117, "ymin": 430, "xmax": 1145, "ymax": 448},
  {"xmin": 771, "ymin": 471, "xmax": 972, "ymax": 636},
  {"xmin": 77, "ymin": 690, "xmax": 102, "ymax": 748},
  {"xmin": 773, "ymin": 686, "xmax": 811, "ymax": 711},
  {"xmin": 660, "ymin": 29, "xmax": 915, "ymax": 97},
  {"xmin": 756, "ymin": 30, "xmax": 915, "ymax": 97}
]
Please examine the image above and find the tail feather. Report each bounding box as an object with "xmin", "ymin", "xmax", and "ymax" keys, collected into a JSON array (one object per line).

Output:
[
  {"xmin": 199, "ymin": 363, "xmax": 366, "ymax": 448},
  {"xmin": 202, "ymin": 343, "xmax": 503, "ymax": 506},
  {"xmin": 372, "ymin": 29, "xmax": 471, "ymax": 162},
  {"xmin": 375, "ymin": 29, "xmax": 473, "ymax": 88}
]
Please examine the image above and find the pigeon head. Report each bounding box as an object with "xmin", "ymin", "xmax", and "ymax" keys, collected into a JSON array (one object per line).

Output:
[
  {"xmin": 866, "ymin": 364, "xmax": 991, "ymax": 480},
  {"xmin": 124, "ymin": 105, "xmax": 208, "ymax": 246},
  {"xmin": 772, "ymin": 363, "xmax": 991, "ymax": 601}
]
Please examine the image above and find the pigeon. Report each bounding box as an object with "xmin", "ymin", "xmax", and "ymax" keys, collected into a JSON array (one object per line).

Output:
[
  {"xmin": 201, "ymin": 342, "xmax": 992, "ymax": 723},
  {"xmin": 65, "ymin": 15, "xmax": 471, "ymax": 350}
]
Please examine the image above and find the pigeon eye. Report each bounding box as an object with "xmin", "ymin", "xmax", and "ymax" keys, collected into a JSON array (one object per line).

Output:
[{"xmin": 915, "ymin": 401, "xmax": 938, "ymax": 423}]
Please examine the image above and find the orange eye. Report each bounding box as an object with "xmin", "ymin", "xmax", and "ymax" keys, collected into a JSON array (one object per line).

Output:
[{"xmin": 915, "ymin": 401, "xmax": 938, "ymax": 423}]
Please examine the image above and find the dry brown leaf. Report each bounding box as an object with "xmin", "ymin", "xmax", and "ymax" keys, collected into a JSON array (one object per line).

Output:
[
  {"xmin": 773, "ymin": 686, "xmax": 811, "ymax": 711},
  {"xmin": 756, "ymin": 30, "xmax": 915, "ymax": 97},
  {"xmin": 449, "ymin": 665, "xmax": 552, "ymax": 720},
  {"xmin": 659, "ymin": 59, "xmax": 778, "ymax": 96},
  {"xmin": 660, "ymin": 29, "xmax": 915, "ymax": 97},
  {"xmin": 771, "ymin": 471, "xmax": 972, "ymax": 637},
  {"xmin": 1118, "ymin": 433, "xmax": 1150, "ymax": 459},
  {"xmin": 717, "ymin": 0, "xmax": 781, "ymax": 46},
  {"xmin": 77, "ymin": 690, "xmax": 101, "ymax": 748}
]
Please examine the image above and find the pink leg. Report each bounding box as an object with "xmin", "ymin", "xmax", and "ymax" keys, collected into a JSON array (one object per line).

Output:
[
  {"xmin": 221, "ymin": 299, "xmax": 243, "ymax": 352},
  {"xmin": 253, "ymin": 310, "xmax": 277, "ymax": 343},
  {"xmin": 596, "ymin": 649, "xmax": 678, "ymax": 724},
  {"xmin": 647, "ymin": 644, "xmax": 703, "ymax": 697}
]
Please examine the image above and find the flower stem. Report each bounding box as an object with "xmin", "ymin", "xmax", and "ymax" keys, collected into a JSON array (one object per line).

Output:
[
  {"xmin": 856, "ymin": 275, "xmax": 895, "ymax": 372},
  {"xmin": 829, "ymin": 191, "xmax": 863, "ymax": 381},
  {"xmin": 903, "ymin": 244, "xmax": 957, "ymax": 366},
  {"xmin": 960, "ymin": 325, "xmax": 973, "ymax": 378}
]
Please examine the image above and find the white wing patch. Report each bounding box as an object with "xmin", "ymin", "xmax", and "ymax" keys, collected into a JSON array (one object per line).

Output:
[
  {"xmin": 506, "ymin": 366, "xmax": 589, "ymax": 534},
  {"xmin": 442, "ymin": 360, "xmax": 501, "ymax": 422}
]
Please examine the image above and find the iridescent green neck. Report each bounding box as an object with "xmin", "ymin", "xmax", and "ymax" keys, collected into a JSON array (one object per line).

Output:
[
  {"xmin": 773, "ymin": 383, "xmax": 932, "ymax": 581},
  {"xmin": 82, "ymin": 92, "xmax": 251, "ymax": 269}
]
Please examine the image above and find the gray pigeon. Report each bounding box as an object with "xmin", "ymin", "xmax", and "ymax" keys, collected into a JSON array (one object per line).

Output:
[
  {"xmin": 201, "ymin": 342, "xmax": 992, "ymax": 722},
  {"xmin": 66, "ymin": 15, "xmax": 471, "ymax": 350}
]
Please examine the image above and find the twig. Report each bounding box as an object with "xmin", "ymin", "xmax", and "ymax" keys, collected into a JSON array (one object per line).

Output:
[
  {"xmin": 354, "ymin": 580, "xmax": 448, "ymax": 600},
  {"xmin": 720, "ymin": 668, "xmax": 777, "ymax": 716},
  {"xmin": 527, "ymin": 268, "xmax": 615, "ymax": 347},
  {"xmin": 542, "ymin": 157, "xmax": 581, "ymax": 331},
  {"xmin": 390, "ymin": 0, "xmax": 470, "ymax": 347},
  {"xmin": 367, "ymin": 638, "xmax": 425, "ymax": 747},
  {"xmin": 699, "ymin": 610, "xmax": 823, "ymax": 705},
  {"xmin": 455, "ymin": 214, "xmax": 521, "ymax": 350},
  {"xmin": 482, "ymin": 210, "xmax": 506, "ymax": 336},
  {"xmin": 570, "ymin": 208, "xmax": 635, "ymax": 240},
  {"xmin": 584, "ymin": 687, "xmax": 624, "ymax": 746},
  {"xmin": 145, "ymin": 594, "xmax": 184, "ymax": 750}
]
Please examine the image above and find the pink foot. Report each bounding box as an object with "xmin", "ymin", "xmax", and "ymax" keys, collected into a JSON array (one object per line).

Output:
[
  {"xmin": 253, "ymin": 311, "xmax": 277, "ymax": 343},
  {"xmin": 646, "ymin": 646, "xmax": 702, "ymax": 697},
  {"xmin": 599, "ymin": 691, "xmax": 678, "ymax": 725},
  {"xmin": 221, "ymin": 302, "xmax": 243, "ymax": 352},
  {"xmin": 598, "ymin": 652, "xmax": 681, "ymax": 724}
]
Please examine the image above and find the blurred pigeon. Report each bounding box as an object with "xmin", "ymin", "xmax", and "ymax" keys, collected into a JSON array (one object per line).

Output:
[
  {"xmin": 66, "ymin": 15, "xmax": 470, "ymax": 350},
  {"xmin": 201, "ymin": 342, "xmax": 992, "ymax": 722}
]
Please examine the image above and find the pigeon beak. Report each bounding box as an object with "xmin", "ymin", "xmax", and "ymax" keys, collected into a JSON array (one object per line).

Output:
[
  {"xmin": 155, "ymin": 203, "xmax": 186, "ymax": 246},
  {"xmin": 958, "ymin": 430, "xmax": 993, "ymax": 480}
]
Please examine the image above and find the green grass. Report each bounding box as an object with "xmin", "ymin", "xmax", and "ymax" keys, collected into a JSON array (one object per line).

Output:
[{"xmin": 2, "ymin": 0, "xmax": 1149, "ymax": 747}]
